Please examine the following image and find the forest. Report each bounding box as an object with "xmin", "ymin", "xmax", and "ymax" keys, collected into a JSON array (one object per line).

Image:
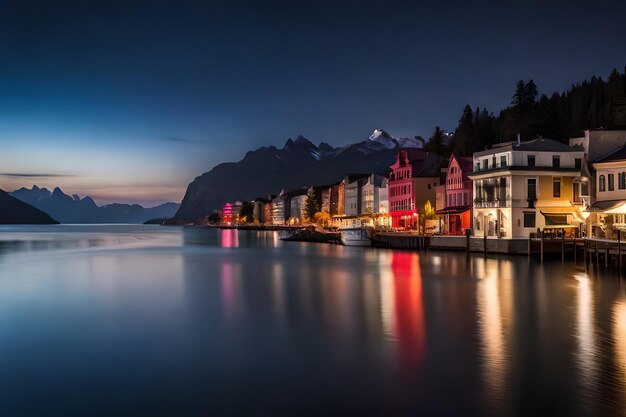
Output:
[{"xmin": 423, "ymin": 67, "xmax": 626, "ymax": 156}]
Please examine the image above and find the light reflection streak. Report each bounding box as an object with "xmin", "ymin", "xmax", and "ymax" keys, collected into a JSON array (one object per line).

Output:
[
  {"xmin": 220, "ymin": 229, "xmax": 239, "ymax": 248},
  {"xmin": 389, "ymin": 252, "xmax": 426, "ymax": 369},
  {"xmin": 476, "ymin": 258, "xmax": 511, "ymax": 416},
  {"xmin": 574, "ymin": 273, "xmax": 598, "ymax": 406},
  {"xmin": 220, "ymin": 261, "xmax": 242, "ymax": 322},
  {"xmin": 613, "ymin": 299, "xmax": 626, "ymax": 405}
]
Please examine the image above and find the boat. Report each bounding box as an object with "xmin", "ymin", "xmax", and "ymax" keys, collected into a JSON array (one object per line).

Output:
[{"xmin": 340, "ymin": 227, "xmax": 372, "ymax": 247}]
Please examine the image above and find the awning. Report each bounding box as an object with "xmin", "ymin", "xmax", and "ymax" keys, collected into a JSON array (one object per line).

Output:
[
  {"xmin": 585, "ymin": 200, "xmax": 626, "ymax": 213},
  {"xmin": 436, "ymin": 205, "xmax": 471, "ymax": 215},
  {"xmin": 541, "ymin": 211, "xmax": 580, "ymax": 228}
]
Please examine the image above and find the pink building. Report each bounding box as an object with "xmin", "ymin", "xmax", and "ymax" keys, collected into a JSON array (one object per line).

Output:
[
  {"xmin": 436, "ymin": 154, "xmax": 473, "ymax": 235},
  {"xmin": 388, "ymin": 149, "xmax": 447, "ymax": 229}
]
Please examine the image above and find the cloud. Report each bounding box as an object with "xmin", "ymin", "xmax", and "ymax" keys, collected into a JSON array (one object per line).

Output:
[
  {"xmin": 0, "ymin": 173, "xmax": 75, "ymax": 178},
  {"xmin": 163, "ymin": 136, "xmax": 204, "ymax": 144}
]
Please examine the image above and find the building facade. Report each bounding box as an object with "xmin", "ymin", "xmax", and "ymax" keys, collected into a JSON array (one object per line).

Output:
[
  {"xmin": 388, "ymin": 149, "xmax": 447, "ymax": 229},
  {"xmin": 469, "ymin": 138, "xmax": 586, "ymax": 238},
  {"xmin": 588, "ymin": 144, "xmax": 626, "ymax": 238},
  {"xmin": 436, "ymin": 154, "xmax": 473, "ymax": 235}
]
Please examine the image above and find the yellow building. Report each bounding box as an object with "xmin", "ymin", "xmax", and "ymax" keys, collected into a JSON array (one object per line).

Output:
[{"xmin": 469, "ymin": 138, "xmax": 586, "ymax": 238}]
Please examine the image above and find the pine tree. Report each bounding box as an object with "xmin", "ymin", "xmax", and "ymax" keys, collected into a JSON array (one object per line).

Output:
[
  {"xmin": 523, "ymin": 79, "xmax": 538, "ymax": 104},
  {"xmin": 424, "ymin": 126, "xmax": 446, "ymax": 155},
  {"xmin": 450, "ymin": 104, "xmax": 475, "ymax": 156},
  {"xmin": 304, "ymin": 188, "xmax": 321, "ymax": 223},
  {"xmin": 512, "ymin": 80, "xmax": 526, "ymax": 106}
]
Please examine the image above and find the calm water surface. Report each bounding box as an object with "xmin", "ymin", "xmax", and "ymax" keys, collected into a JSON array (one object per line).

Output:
[{"xmin": 0, "ymin": 225, "xmax": 625, "ymax": 416}]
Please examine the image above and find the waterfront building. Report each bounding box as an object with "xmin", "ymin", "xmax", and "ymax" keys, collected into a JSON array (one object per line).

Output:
[
  {"xmin": 271, "ymin": 190, "xmax": 290, "ymax": 225},
  {"xmin": 469, "ymin": 138, "xmax": 586, "ymax": 238},
  {"xmin": 222, "ymin": 203, "xmax": 233, "ymax": 225},
  {"xmin": 231, "ymin": 201, "xmax": 243, "ymax": 223},
  {"xmin": 320, "ymin": 187, "xmax": 331, "ymax": 214},
  {"xmin": 289, "ymin": 190, "xmax": 308, "ymax": 224},
  {"xmin": 329, "ymin": 181, "xmax": 345, "ymax": 216},
  {"xmin": 388, "ymin": 148, "xmax": 448, "ymax": 229},
  {"xmin": 569, "ymin": 129, "xmax": 626, "ymax": 238},
  {"xmin": 587, "ymin": 144, "xmax": 626, "ymax": 238},
  {"xmin": 262, "ymin": 201, "xmax": 272, "ymax": 225},
  {"xmin": 436, "ymin": 154, "xmax": 474, "ymax": 235},
  {"xmin": 334, "ymin": 174, "xmax": 391, "ymax": 228}
]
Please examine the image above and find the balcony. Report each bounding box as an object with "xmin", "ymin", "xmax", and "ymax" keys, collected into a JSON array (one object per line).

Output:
[{"xmin": 474, "ymin": 197, "xmax": 512, "ymax": 208}]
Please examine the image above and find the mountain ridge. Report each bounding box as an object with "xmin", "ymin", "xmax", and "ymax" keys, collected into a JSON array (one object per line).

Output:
[
  {"xmin": 175, "ymin": 129, "xmax": 418, "ymax": 220},
  {"xmin": 0, "ymin": 189, "xmax": 59, "ymax": 224},
  {"xmin": 10, "ymin": 186, "xmax": 180, "ymax": 224}
]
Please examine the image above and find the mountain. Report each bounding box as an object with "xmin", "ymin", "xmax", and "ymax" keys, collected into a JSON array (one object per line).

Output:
[
  {"xmin": 175, "ymin": 130, "xmax": 416, "ymax": 220},
  {"xmin": 10, "ymin": 186, "xmax": 180, "ymax": 224},
  {"xmin": 0, "ymin": 189, "xmax": 58, "ymax": 224}
]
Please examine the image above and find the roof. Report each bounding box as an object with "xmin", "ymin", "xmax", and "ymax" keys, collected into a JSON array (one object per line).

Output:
[
  {"xmin": 586, "ymin": 200, "xmax": 626, "ymax": 212},
  {"xmin": 593, "ymin": 144, "xmax": 626, "ymax": 163},
  {"xmin": 450, "ymin": 154, "xmax": 473, "ymax": 173},
  {"xmin": 395, "ymin": 148, "xmax": 448, "ymax": 178},
  {"xmin": 474, "ymin": 138, "xmax": 584, "ymax": 157}
]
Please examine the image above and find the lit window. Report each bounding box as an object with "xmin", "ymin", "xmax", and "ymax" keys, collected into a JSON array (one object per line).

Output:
[{"xmin": 599, "ymin": 175, "xmax": 606, "ymax": 192}]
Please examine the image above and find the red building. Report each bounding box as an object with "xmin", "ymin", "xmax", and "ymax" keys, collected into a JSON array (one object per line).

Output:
[
  {"xmin": 388, "ymin": 149, "xmax": 448, "ymax": 229},
  {"xmin": 435, "ymin": 154, "xmax": 473, "ymax": 235}
]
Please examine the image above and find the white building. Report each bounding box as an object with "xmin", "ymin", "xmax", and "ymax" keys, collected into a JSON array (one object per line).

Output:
[{"xmin": 469, "ymin": 138, "xmax": 586, "ymax": 238}]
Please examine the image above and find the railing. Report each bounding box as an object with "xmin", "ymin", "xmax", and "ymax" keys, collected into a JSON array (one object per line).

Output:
[
  {"xmin": 474, "ymin": 162, "xmax": 508, "ymax": 172},
  {"xmin": 473, "ymin": 197, "xmax": 512, "ymax": 208}
]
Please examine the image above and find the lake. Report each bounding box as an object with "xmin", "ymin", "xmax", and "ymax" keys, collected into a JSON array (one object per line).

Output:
[{"xmin": 0, "ymin": 225, "xmax": 624, "ymax": 416}]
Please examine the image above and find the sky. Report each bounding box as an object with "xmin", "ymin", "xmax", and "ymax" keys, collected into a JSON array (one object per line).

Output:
[{"xmin": 0, "ymin": 0, "xmax": 625, "ymax": 206}]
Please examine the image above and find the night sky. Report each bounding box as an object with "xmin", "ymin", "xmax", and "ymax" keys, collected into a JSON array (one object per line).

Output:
[{"xmin": 1, "ymin": 0, "xmax": 625, "ymax": 205}]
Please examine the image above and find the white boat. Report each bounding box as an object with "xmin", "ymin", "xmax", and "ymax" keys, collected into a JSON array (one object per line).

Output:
[{"xmin": 340, "ymin": 227, "xmax": 372, "ymax": 247}]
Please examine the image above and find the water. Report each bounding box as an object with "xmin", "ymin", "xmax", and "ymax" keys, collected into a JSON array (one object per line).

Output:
[{"xmin": 0, "ymin": 225, "xmax": 625, "ymax": 416}]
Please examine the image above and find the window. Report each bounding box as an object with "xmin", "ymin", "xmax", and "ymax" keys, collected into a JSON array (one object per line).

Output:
[
  {"xmin": 476, "ymin": 163, "xmax": 480, "ymax": 171},
  {"xmin": 463, "ymin": 193, "xmax": 468, "ymax": 206},
  {"xmin": 599, "ymin": 175, "xmax": 606, "ymax": 192},
  {"xmin": 523, "ymin": 212, "xmax": 536, "ymax": 228},
  {"xmin": 482, "ymin": 159, "xmax": 488, "ymax": 170},
  {"xmin": 575, "ymin": 158, "xmax": 582, "ymax": 169},
  {"xmin": 609, "ymin": 174, "xmax": 615, "ymax": 191},
  {"xmin": 527, "ymin": 178, "xmax": 537, "ymax": 199},
  {"xmin": 552, "ymin": 156, "xmax": 560, "ymax": 168},
  {"xmin": 492, "ymin": 156, "xmax": 497, "ymax": 167},
  {"xmin": 553, "ymin": 177, "xmax": 561, "ymax": 198},
  {"xmin": 500, "ymin": 155, "xmax": 507, "ymax": 167},
  {"xmin": 528, "ymin": 155, "xmax": 536, "ymax": 167},
  {"xmin": 620, "ymin": 172, "xmax": 626, "ymax": 190}
]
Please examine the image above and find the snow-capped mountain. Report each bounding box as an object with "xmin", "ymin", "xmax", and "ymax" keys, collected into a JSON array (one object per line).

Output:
[{"xmin": 175, "ymin": 129, "xmax": 423, "ymax": 220}]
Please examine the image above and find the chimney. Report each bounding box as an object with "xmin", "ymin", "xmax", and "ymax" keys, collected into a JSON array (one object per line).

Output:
[{"xmin": 517, "ymin": 133, "xmax": 521, "ymax": 145}]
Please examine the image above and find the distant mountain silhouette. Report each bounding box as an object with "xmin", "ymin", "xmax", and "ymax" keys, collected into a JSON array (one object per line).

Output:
[
  {"xmin": 176, "ymin": 130, "xmax": 418, "ymax": 220},
  {"xmin": 10, "ymin": 186, "xmax": 179, "ymax": 224},
  {"xmin": 0, "ymin": 189, "xmax": 58, "ymax": 224}
]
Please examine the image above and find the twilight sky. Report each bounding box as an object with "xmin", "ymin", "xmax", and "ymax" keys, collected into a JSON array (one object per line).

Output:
[{"xmin": 0, "ymin": 0, "xmax": 625, "ymax": 206}]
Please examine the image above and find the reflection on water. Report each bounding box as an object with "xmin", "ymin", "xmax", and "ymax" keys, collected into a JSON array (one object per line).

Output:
[
  {"xmin": 476, "ymin": 258, "xmax": 512, "ymax": 416},
  {"xmin": 0, "ymin": 225, "xmax": 625, "ymax": 416},
  {"xmin": 574, "ymin": 274, "xmax": 599, "ymax": 414}
]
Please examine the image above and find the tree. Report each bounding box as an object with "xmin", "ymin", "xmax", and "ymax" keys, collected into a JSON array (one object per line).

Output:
[
  {"xmin": 314, "ymin": 211, "xmax": 331, "ymax": 227},
  {"xmin": 512, "ymin": 80, "xmax": 526, "ymax": 106},
  {"xmin": 238, "ymin": 201, "xmax": 254, "ymax": 223},
  {"xmin": 424, "ymin": 126, "xmax": 447, "ymax": 155},
  {"xmin": 422, "ymin": 200, "xmax": 438, "ymax": 220},
  {"xmin": 207, "ymin": 212, "xmax": 221, "ymax": 224},
  {"xmin": 523, "ymin": 79, "xmax": 538, "ymax": 104},
  {"xmin": 450, "ymin": 104, "xmax": 475, "ymax": 156},
  {"xmin": 304, "ymin": 188, "xmax": 321, "ymax": 223}
]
